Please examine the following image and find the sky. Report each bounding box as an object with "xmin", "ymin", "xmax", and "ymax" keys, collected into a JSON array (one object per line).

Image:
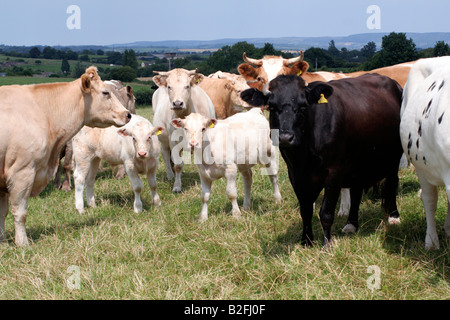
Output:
[{"xmin": 0, "ymin": 0, "xmax": 449, "ymax": 46}]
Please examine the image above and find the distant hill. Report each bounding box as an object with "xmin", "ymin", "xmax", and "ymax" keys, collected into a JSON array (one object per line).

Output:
[
  {"xmin": 110, "ymin": 32, "xmax": 450, "ymax": 51},
  {"xmin": 1, "ymin": 32, "xmax": 449, "ymax": 53}
]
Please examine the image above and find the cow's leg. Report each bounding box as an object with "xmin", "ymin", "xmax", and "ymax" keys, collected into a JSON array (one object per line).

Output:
[
  {"xmin": 115, "ymin": 164, "xmax": 127, "ymax": 179},
  {"xmin": 418, "ymin": 173, "xmax": 439, "ymax": 250},
  {"xmin": 241, "ymin": 168, "xmax": 252, "ymax": 210},
  {"xmin": 161, "ymin": 145, "xmax": 174, "ymax": 181},
  {"xmin": 319, "ymin": 184, "xmax": 341, "ymax": 247},
  {"xmin": 199, "ymin": 174, "xmax": 212, "ymax": 222},
  {"xmin": 85, "ymin": 158, "xmax": 100, "ymax": 209},
  {"xmin": 74, "ymin": 158, "xmax": 90, "ymax": 214},
  {"xmin": 264, "ymin": 151, "xmax": 282, "ymax": 204},
  {"xmin": 125, "ymin": 164, "xmax": 143, "ymax": 213},
  {"xmin": 342, "ymin": 187, "xmax": 363, "ymax": 234},
  {"xmin": 172, "ymin": 162, "xmax": 183, "ymax": 193},
  {"xmin": 147, "ymin": 165, "xmax": 161, "ymax": 207},
  {"xmin": 337, "ymin": 188, "xmax": 350, "ymax": 217},
  {"xmin": 0, "ymin": 193, "xmax": 9, "ymax": 243},
  {"xmin": 383, "ymin": 171, "xmax": 400, "ymax": 225},
  {"xmin": 61, "ymin": 141, "xmax": 73, "ymax": 191},
  {"xmin": 8, "ymin": 170, "xmax": 34, "ymax": 246},
  {"xmin": 225, "ymin": 166, "xmax": 240, "ymax": 218},
  {"xmin": 445, "ymin": 192, "xmax": 450, "ymax": 240}
]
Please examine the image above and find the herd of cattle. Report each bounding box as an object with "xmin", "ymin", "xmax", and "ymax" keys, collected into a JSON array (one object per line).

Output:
[{"xmin": 0, "ymin": 52, "xmax": 449, "ymax": 251}]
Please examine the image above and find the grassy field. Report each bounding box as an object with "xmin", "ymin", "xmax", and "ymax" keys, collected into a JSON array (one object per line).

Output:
[{"xmin": 0, "ymin": 78, "xmax": 449, "ymax": 300}]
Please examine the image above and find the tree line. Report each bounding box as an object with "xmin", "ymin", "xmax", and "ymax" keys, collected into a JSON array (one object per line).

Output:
[{"xmin": 2, "ymin": 32, "xmax": 450, "ymax": 81}]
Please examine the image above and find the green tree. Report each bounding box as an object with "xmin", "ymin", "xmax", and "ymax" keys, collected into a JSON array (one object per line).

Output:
[
  {"xmin": 71, "ymin": 61, "xmax": 86, "ymax": 78},
  {"xmin": 43, "ymin": 46, "xmax": 57, "ymax": 59},
  {"xmin": 61, "ymin": 58, "xmax": 70, "ymax": 75},
  {"xmin": 123, "ymin": 49, "xmax": 139, "ymax": 70},
  {"xmin": 366, "ymin": 32, "xmax": 418, "ymax": 69},
  {"xmin": 433, "ymin": 41, "xmax": 449, "ymax": 57},
  {"xmin": 110, "ymin": 66, "xmax": 136, "ymax": 82},
  {"xmin": 360, "ymin": 41, "xmax": 376, "ymax": 59},
  {"xmin": 328, "ymin": 40, "xmax": 340, "ymax": 57},
  {"xmin": 29, "ymin": 47, "xmax": 41, "ymax": 58}
]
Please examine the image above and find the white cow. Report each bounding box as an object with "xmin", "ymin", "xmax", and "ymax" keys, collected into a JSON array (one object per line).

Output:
[
  {"xmin": 73, "ymin": 115, "xmax": 163, "ymax": 214},
  {"xmin": 152, "ymin": 68, "xmax": 216, "ymax": 193},
  {"xmin": 0, "ymin": 66, "xmax": 131, "ymax": 246},
  {"xmin": 400, "ymin": 56, "xmax": 450, "ymax": 249},
  {"xmin": 171, "ymin": 108, "xmax": 282, "ymax": 222}
]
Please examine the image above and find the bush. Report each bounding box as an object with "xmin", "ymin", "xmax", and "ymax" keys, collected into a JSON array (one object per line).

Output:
[
  {"xmin": 109, "ymin": 66, "xmax": 137, "ymax": 82},
  {"xmin": 133, "ymin": 86, "xmax": 154, "ymax": 106}
]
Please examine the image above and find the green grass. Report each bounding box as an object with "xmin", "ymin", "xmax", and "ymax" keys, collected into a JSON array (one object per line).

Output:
[{"xmin": 0, "ymin": 87, "xmax": 449, "ymax": 299}]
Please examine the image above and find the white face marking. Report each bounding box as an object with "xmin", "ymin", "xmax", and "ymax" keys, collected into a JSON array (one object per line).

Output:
[{"xmin": 262, "ymin": 58, "xmax": 285, "ymax": 82}]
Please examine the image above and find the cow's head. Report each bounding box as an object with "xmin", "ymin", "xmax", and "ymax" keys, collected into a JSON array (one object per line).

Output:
[
  {"xmin": 240, "ymin": 75, "xmax": 333, "ymax": 148},
  {"xmin": 171, "ymin": 113, "xmax": 217, "ymax": 150},
  {"xmin": 153, "ymin": 68, "xmax": 204, "ymax": 111},
  {"xmin": 238, "ymin": 52, "xmax": 309, "ymax": 91},
  {"xmin": 118, "ymin": 116, "xmax": 164, "ymax": 159},
  {"xmin": 81, "ymin": 66, "xmax": 131, "ymax": 128}
]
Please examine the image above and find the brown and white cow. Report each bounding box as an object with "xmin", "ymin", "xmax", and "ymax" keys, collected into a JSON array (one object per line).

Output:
[
  {"xmin": 238, "ymin": 52, "xmax": 416, "ymax": 89},
  {"xmin": 152, "ymin": 68, "xmax": 216, "ymax": 192},
  {"xmin": 0, "ymin": 66, "xmax": 131, "ymax": 246}
]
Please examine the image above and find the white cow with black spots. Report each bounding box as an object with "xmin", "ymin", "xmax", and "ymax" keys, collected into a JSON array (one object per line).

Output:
[{"xmin": 400, "ymin": 56, "xmax": 450, "ymax": 250}]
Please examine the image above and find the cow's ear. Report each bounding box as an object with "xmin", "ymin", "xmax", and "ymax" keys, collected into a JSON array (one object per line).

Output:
[
  {"xmin": 126, "ymin": 85, "xmax": 134, "ymax": 97},
  {"xmin": 240, "ymin": 88, "xmax": 269, "ymax": 107},
  {"xmin": 152, "ymin": 75, "xmax": 167, "ymax": 87},
  {"xmin": 81, "ymin": 73, "xmax": 91, "ymax": 93},
  {"xmin": 118, "ymin": 128, "xmax": 130, "ymax": 137},
  {"xmin": 206, "ymin": 119, "xmax": 217, "ymax": 129},
  {"xmin": 306, "ymin": 82, "xmax": 333, "ymax": 105},
  {"xmin": 290, "ymin": 61, "xmax": 310, "ymax": 77},
  {"xmin": 152, "ymin": 126, "xmax": 164, "ymax": 136},
  {"xmin": 191, "ymin": 73, "xmax": 204, "ymax": 86},
  {"xmin": 238, "ymin": 64, "xmax": 259, "ymax": 81},
  {"xmin": 171, "ymin": 118, "xmax": 184, "ymax": 128}
]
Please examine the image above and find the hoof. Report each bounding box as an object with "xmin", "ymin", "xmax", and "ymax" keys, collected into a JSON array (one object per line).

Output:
[
  {"xmin": 337, "ymin": 209, "xmax": 349, "ymax": 217},
  {"xmin": 172, "ymin": 187, "xmax": 182, "ymax": 193},
  {"xmin": 342, "ymin": 223, "xmax": 357, "ymax": 234},
  {"xmin": 388, "ymin": 217, "xmax": 401, "ymax": 225}
]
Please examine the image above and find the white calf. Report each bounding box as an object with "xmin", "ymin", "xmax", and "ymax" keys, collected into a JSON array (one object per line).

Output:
[
  {"xmin": 171, "ymin": 109, "xmax": 282, "ymax": 222},
  {"xmin": 73, "ymin": 115, "xmax": 163, "ymax": 213},
  {"xmin": 400, "ymin": 56, "xmax": 450, "ymax": 250}
]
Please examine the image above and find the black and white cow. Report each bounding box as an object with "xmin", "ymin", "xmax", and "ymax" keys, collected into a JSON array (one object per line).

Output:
[
  {"xmin": 400, "ymin": 56, "xmax": 450, "ymax": 250},
  {"xmin": 241, "ymin": 74, "xmax": 404, "ymax": 246}
]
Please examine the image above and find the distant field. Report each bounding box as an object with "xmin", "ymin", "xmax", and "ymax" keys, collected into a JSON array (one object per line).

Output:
[{"xmin": 0, "ymin": 76, "xmax": 74, "ymax": 86}]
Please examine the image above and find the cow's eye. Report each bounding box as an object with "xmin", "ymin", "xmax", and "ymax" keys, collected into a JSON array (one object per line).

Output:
[
  {"xmin": 202, "ymin": 128, "xmax": 206, "ymax": 132},
  {"xmin": 103, "ymin": 91, "xmax": 110, "ymax": 97},
  {"xmin": 167, "ymin": 86, "xmax": 172, "ymax": 90},
  {"xmin": 185, "ymin": 86, "xmax": 190, "ymax": 90}
]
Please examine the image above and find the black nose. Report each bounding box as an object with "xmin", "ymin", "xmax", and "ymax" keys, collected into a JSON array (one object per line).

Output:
[
  {"xmin": 127, "ymin": 112, "xmax": 132, "ymax": 119},
  {"xmin": 279, "ymin": 133, "xmax": 295, "ymax": 146}
]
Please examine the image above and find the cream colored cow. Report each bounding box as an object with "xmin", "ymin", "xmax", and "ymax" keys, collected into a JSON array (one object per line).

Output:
[
  {"xmin": 0, "ymin": 66, "xmax": 131, "ymax": 246},
  {"xmin": 152, "ymin": 68, "xmax": 216, "ymax": 193}
]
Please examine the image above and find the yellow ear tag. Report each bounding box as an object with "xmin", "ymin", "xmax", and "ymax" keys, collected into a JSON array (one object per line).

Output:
[
  {"xmin": 155, "ymin": 129, "xmax": 162, "ymax": 136},
  {"xmin": 318, "ymin": 94, "xmax": 328, "ymax": 104},
  {"xmin": 297, "ymin": 70, "xmax": 302, "ymax": 76},
  {"xmin": 208, "ymin": 122, "xmax": 215, "ymax": 129},
  {"xmin": 196, "ymin": 78, "xmax": 200, "ymax": 84}
]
